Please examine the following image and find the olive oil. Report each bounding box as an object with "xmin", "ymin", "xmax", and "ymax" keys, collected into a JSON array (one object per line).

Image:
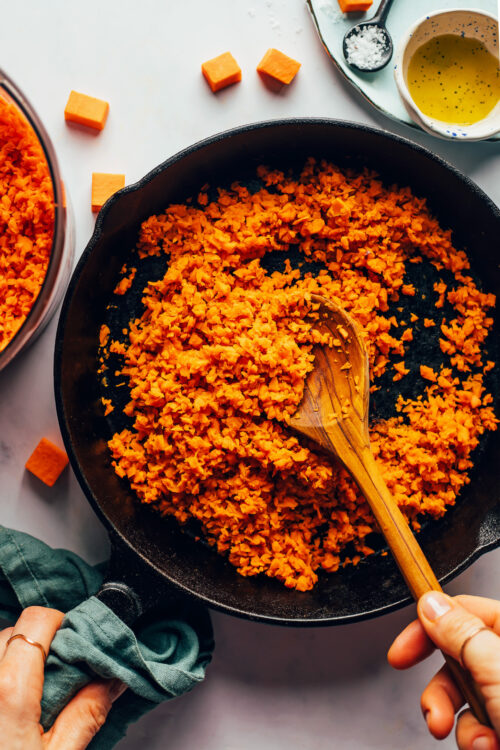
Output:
[{"xmin": 407, "ymin": 34, "xmax": 500, "ymax": 125}]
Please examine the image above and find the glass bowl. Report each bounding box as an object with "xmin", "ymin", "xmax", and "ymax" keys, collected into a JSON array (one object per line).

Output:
[{"xmin": 0, "ymin": 68, "xmax": 74, "ymax": 372}]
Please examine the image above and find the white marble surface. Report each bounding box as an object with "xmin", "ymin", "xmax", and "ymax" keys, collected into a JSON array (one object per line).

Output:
[{"xmin": 0, "ymin": 1, "xmax": 499, "ymax": 747}]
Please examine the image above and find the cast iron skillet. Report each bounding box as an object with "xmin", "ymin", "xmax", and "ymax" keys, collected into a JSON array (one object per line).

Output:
[{"xmin": 54, "ymin": 119, "xmax": 500, "ymax": 627}]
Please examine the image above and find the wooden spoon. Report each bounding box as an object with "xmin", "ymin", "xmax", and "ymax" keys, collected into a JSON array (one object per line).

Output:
[{"xmin": 287, "ymin": 293, "xmax": 490, "ymax": 726}]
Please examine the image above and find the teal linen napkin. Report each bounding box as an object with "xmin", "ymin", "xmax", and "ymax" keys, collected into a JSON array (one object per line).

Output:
[{"xmin": 0, "ymin": 526, "xmax": 214, "ymax": 748}]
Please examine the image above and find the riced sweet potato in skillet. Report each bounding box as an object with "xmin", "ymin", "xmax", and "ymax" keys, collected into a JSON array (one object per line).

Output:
[{"xmin": 99, "ymin": 159, "xmax": 497, "ymax": 591}]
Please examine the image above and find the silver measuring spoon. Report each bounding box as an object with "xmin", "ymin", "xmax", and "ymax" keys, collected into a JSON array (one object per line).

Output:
[{"xmin": 342, "ymin": 0, "xmax": 396, "ymax": 73}]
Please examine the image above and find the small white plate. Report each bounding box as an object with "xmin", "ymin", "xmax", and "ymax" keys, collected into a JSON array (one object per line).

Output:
[{"xmin": 307, "ymin": 0, "xmax": 500, "ymax": 141}]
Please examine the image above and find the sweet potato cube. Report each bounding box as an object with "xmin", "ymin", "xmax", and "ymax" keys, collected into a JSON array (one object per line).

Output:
[
  {"xmin": 64, "ymin": 90, "xmax": 109, "ymax": 131},
  {"xmin": 91, "ymin": 173, "xmax": 125, "ymax": 213},
  {"xmin": 26, "ymin": 438, "xmax": 69, "ymax": 487},
  {"xmin": 202, "ymin": 52, "xmax": 242, "ymax": 93},
  {"xmin": 337, "ymin": 0, "xmax": 373, "ymax": 12},
  {"xmin": 257, "ymin": 48, "xmax": 301, "ymax": 85}
]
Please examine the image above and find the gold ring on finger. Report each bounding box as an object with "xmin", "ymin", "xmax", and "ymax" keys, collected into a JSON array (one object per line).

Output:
[
  {"xmin": 459, "ymin": 626, "xmax": 491, "ymax": 669},
  {"xmin": 6, "ymin": 633, "xmax": 47, "ymax": 663}
]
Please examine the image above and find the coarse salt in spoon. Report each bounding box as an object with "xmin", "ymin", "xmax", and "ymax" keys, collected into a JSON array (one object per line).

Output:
[{"xmin": 343, "ymin": 0, "xmax": 396, "ymax": 72}]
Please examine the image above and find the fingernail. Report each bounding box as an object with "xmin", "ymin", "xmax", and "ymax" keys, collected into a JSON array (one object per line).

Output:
[
  {"xmin": 420, "ymin": 592, "xmax": 452, "ymax": 621},
  {"xmin": 472, "ymin": 736, "xmax": 493, "ymax": 750},
  {"xmin": 108, "ymin": 679, "xmax": 127, "ymax": 702}
]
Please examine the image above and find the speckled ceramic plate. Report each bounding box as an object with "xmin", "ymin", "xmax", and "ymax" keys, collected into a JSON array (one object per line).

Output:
[{"xmin": 307, "ymin": 0, "xmax": 500, "ymax": 141}]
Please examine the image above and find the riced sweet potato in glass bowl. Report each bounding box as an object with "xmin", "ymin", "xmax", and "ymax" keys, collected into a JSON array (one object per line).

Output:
[{"xmin": 0, "ymin": 69, "xmax": 73, "ymax": 373}]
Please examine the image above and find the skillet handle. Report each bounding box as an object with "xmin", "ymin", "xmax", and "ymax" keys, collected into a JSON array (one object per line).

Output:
[
  {"xmin": 96, "ymin": 581, "xmax": 143, "ymax": 626},
  {"xmin": 95, "ymin": 532, "xmax": 173, "ymax": 626},
  {"xmin": 41, "ymin": 533, "xmax": 214, "ymax": 732}
]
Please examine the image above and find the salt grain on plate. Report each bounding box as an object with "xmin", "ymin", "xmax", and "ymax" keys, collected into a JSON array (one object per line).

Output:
[
  {"xmin": 345, "ymin": 25, "xmax": 388, "ymax": 70},
  {"xmin": 317, "ymin": 0, "xmax": 343, "ymax": 24}
]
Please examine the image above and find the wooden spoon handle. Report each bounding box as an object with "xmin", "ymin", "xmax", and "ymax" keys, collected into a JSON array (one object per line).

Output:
[
  {"xmin": 351, "ymin": 448, "xmax": 491, "ymax": 727},
  {"xmin": 353, "ymin": 448, "xmax": 439, "ymax": 596}
]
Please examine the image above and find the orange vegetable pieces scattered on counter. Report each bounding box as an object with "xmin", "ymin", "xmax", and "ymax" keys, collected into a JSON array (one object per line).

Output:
[
  {"xmin": 91, "ymin": 173, "xmax": 125, "ymax": 213},
  {"xmin": 202, "ymin": 52, "xmax": 242, "ymax": 92},
  {"xmin": 25, "ymin": 438, "xmax": 69, "ymax": 487},
  {"xmin": 337, "ymin": 0, "xmax": 373, "ymax": 11},
  {"xmin": 64, "ymin": 90, "xmax": 109, "ymax": 131},
  {"xmin": 257, "ymin": 48, "xmax": 301, "ymax": 85}
]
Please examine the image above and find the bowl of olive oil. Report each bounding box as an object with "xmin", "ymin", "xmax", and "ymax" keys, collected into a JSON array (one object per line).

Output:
[{"xmin": 394, "ymin": 8, "xmax": 500, "ymax": 141}]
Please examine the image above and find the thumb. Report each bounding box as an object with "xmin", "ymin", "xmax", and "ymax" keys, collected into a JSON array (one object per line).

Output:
[
  {"xmin": 45, "ymin": 679, "xmax": 127, "ymax": 750},
  {"xmin": 418, "ymin": 591, "xmax": 500, "ymax": 734}
]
